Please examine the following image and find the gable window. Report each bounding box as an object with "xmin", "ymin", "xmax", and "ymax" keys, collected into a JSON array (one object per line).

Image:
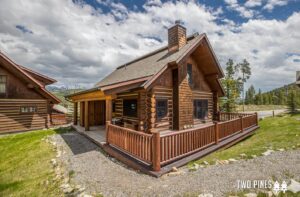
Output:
[
  {"xmin": 193, "ymin": 99, "xmax": 208, "ymax": 119},
  {"xmin": 156, "ymin": 99, "xmax": 168, "ymax": 120},
  {"xmin": 0, "ymin": 75, "xmax": 7, "ymax": 94},
  {"xmin": 123, "ymin": 99, "xmax": 137, "ymax": 117},
  {"xmin": 20, "ymin": 106, "xmax": 37, "ymax": 113},
  {"xmin": 187, "ymin": 63, "xmax": 192, "ymax": 86}
]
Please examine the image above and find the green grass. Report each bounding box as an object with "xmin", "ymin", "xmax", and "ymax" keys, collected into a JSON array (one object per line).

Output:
[
  {"xmin": 189, "ymin": 113, "xmax": 300, "ymax": 166},
  {"xmin": 236, "ymin": 104, "xmax": 287, "ymax": 112},
  {"xmin": 0, "ymin": 127, "xmax": 70, "ymax": 197}
]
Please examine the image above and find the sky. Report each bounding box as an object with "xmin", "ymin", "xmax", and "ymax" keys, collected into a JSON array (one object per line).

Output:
[{"xmin": 0, "ymin": 0, "xmax": 299, "ymax": 92}]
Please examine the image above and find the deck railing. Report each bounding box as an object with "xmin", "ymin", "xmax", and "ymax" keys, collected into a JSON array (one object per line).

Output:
[
  {"xmin": 219, "ymin": 112, "xmax": 254, "ymax": 121},
  {"xmin": 160, "ymin": 124, "xmax": 216, "ymax": 165},
  {"xmin": 106, "ymin": 112, "xmax": 258, "ymax": 171},
  {"xmin": 106, "ymin": 123, "xmax": 153, "ymax": 164}
]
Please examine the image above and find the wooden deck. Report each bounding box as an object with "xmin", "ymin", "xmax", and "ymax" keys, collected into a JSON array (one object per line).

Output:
[
  {"xmin": 72, "ymin": 124, "xmax": 106, "ymax": 145},
  {"xmin": 72, "ymin": 112, "xmax": 259, "ymax": 177}
]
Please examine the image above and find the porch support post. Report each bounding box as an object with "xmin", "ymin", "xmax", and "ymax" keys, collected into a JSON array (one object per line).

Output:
[
  {"xmin": 214, "ymin": 121, "xmax": 219, "ymax": 144},
  {"xmin": 240, "ymin": 116, "xmax": 244, "ymax": 133},
  {"xmin": 105, "ymin": 97, "xmax": 112, "ymax": 122},
  {"xmin": 213, "ymin": 91, "xmax": 219, "ymax": 121},
  {"xmin": 255, "ymin": 112, "xmax": 258, "ymax": 126},
  {"xmin": 84, "ymin": 101, "xmax": 89, "ymax": 131},
  {"xmin": 73, "ymin": 102, "xmax": 78, "ymax": 125},
  {"xmin": 152, "ymin": 131, "xmax": 161, "ymax": 171},
  {"xmin": 106, "ymin": 120, "xmax": 111, "ymax": 145}
]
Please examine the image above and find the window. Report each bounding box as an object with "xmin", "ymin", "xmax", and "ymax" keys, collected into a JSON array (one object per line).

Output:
[
  {"xmin": 0, "ymin": 75, "xmax": 7, "ymax": 94},
  {"xmin": 187, "ymin": 63, "xmax": 192, "ymax": 86},
  {"xmin": 123, "ymin": 99, "xmax": 137, "ymax": 117},
  {"xmin": 156, "ymin": 99, "xmax": 168, "ymax": 120},
  {"xmin": 193, "ymin": 100, "xmax": 208, "ymax": 119},
  {"xmin": 20, "ymin": 106, "xmax": 37, "ymax": 113}
]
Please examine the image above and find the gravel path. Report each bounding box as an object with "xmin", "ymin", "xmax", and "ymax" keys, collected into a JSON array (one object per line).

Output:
[{"xmin": 50, "ymin": 132, "xmax": 300, "ymax": 197}]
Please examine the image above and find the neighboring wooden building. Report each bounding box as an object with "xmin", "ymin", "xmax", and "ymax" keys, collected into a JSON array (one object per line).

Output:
[
  {"xmin": 66, "ymin": 22, "xmax": 258, "ymax": 174},
  {"xmin": 0, "ymin": 52, "xmax": 63, "ymax": 133}
]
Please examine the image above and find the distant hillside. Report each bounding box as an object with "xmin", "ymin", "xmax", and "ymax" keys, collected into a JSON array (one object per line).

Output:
[
  {"xmin": 47, "ymin": 86, "xmax": 85, "ymax": 109},
  {"xmin": 259, "ymin": 83, "xmax": 300, "ymax": 105}
]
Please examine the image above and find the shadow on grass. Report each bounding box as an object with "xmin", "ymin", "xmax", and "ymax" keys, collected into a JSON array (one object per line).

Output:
[
  {"xmin": 53, "ymin": 126, "xmax": 98, "ymax": 155},
  {"xmin": 0, "ymin": 181, "xmax": 22, "ymax": 193}
]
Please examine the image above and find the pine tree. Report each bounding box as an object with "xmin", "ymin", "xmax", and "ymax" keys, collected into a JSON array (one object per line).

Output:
[{"xmin": 287, "ymin": 90, "xmax": 298, "ymax": 113}]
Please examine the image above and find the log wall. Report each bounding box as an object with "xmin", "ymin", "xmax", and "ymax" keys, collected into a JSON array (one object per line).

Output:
[{"xmin": 0, "ymin": 99, "xmax": 48, "ymax": 133}]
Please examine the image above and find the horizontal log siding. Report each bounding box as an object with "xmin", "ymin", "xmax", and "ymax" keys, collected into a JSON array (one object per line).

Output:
[
  {"xmin": 51, "ymin": 113, "xmax": 67, "ymax": 126},
  {"xmin": 192, "ymin": 91, "xmax": 213, "ymax": 124},
  {"xmin": 160, "ymin": 124, "xmax": 215, "ymax": 164},
  {"xmin": 107, "ymin": 123, "xmax": 152, "ymax": 163},
  {"xmin": 152, "ymin": 86, "xmax": 173, "ymax": 132},
  {"xmin": 0, "ymin": 99, "xmax": 47, "ymax": 133}
]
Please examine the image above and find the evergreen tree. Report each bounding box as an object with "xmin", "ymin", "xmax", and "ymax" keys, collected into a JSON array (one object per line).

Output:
[
  {"xmin": 235, "ymin": 59, "xmax": 251, "ymax": 111},
  {"xmin": 287, "ymin": 90, "xmax": 298, "ymax": 113}
]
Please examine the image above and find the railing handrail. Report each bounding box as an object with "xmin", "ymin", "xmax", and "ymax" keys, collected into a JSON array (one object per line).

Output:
[
  {"xmin": 108, "ymin": 123, "xmax": 153, "ymax": 137},
  {"xmin": 161, "ymin": 123, "xmax": 215, "ymax": 137}
]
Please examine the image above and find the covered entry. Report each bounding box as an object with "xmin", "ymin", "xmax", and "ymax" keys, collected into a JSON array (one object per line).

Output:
[
  {"xmin": 79, "ymin": 100, "xmax": 106, "ymax": 127},
  {"xmin": 68, "ymin": 89, "xmax": 113, "ymax": 131}
]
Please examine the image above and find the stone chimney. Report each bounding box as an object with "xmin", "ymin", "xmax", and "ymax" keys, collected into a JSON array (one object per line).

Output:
[{"xmin": 168, "ymin": 20, "xmax": 187, "ymax": 53}]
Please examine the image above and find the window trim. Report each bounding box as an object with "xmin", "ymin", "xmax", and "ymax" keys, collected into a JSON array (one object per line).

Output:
[
  {"xmin": 193, "ymin": 99, "xmax": 208, "ymax": 120},
  {"xmin": 187, "ymin": 63, "xmax": 193, "ymax": 86},
  {"xmin": 0, "ymin": 75, "xmax": 7, "ymax": 95},
  {"xmin": 20, "ymin": 106, "xmax": 38, "ymax": 114},
  {"xmin": 122, "ymin": 98, "xmax": 138, "ymax": 118},
  {"xmin": 156, "ymin": 98, "xmax": 168, "ymax": 121}
]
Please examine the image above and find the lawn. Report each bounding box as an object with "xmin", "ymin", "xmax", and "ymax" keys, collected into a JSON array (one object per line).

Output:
[
  {"xmin": 189, "ymin": 113, "xmax": 300, "ymax": 166},
  {"xmin": 0, "ymin": 128, "xmax": 70, "ymax": 197}
]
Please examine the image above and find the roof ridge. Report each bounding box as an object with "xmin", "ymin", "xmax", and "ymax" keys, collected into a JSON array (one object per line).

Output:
[
  {"xmin": 18, "ymin": 64, "xmax": 57, "ymax": 83},
  {"xmin": 116, "ymin": 33, "xmax": 200, "ymax": 70}
]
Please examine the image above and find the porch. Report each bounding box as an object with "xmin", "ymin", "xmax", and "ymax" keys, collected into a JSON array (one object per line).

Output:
[{"xmin": 71, "ymin": 112, "xmax": 259, "ymax": 177}]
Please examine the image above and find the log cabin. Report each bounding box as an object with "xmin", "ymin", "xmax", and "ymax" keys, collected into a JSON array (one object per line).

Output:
[
  {"xmin": 0, "ymin": 52, "xmax": 63, "ymax": 133},
  {"xmin": 66, "ymin": 21, "xmax": 259, "ymax": 175}
]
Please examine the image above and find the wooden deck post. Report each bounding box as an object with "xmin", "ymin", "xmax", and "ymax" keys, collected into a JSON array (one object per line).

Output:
[
  {"xmin": 73, "ymin": 102, "xmax": 78, "ymax": 125},
  {"xmin": 106, "ymin": 120, "xmax": 111, "ymax": 144},
  {"xmin": 84, "ymin": 101, "xmax": 89, "ymax": 131},
  {"xmin": 214, "ymin": 121, "xmax": 219, "ymax": 144},
  {"xmin": 152, "ymin": 131, "xmax": 161, "ymax": 171},
  {"xmin": 105, "ymin": 98, "xmax": 112, "ymax": 122},
  {"xmin": 240, "ymin": 116, "xmax": 244, "ymax": 133},
  {"xmin": 255, "ymin": 112, "xmax": 258, "ymax": 125}
]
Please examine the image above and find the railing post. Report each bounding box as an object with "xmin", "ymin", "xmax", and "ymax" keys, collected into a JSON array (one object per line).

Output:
[
  {"xmin": 218, "ymin": 111, "xmax": 221, "ymax": 121},
  {"xmin": 240, "ymin": 116, "xmax": 244, "ymax": 133},
  {"xmin": 106, "ymin": 120, "xmax": 111, "ymax": 145},
  {"xmin": 214, "ymin": 121, "xmax": 219, "ymax": 144},
  {"xmin": 255, "ymin": 112, "xmax": 258, "ymax": 126},
  {"xmin": 152, "ymin": 131, "xmax": 161, "ymax": 171}
]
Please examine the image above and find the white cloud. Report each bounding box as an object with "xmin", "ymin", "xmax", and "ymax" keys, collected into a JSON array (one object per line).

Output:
[
  {"xmin": 245, "ymin": 0, "xmax": 263, "ymax": 8},
  {"xmin": 224, "ymin": 0, "xmax": 257, "ymax": 18},
  {"xmin": 0, "ymin": 0, "xmax": 299, "ymax": 92},
  {"xmin": 263, "ymin": 0, "xmax": 289, "ymax": 11}
]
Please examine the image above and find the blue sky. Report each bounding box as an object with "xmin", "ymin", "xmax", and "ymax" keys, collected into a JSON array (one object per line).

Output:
[{"xmin": 0, "ymin": 0, "xmax": 299, "ymax": 92}]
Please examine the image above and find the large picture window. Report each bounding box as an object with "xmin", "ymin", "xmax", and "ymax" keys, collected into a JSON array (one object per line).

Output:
[
  {"xmin": 0, "ymin": 75, "xmax": 7, "ymax": 94},
  {"xmin": 156, "ymin": 99, "xmax": 168, "ymax": 120},
  {"xmin": 193, "ymin": 99, "xmax": 208, "ymax": 119},
  {"xmin": 123, "ymin": 99, "xmax": 137, "ymax": 117}
]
